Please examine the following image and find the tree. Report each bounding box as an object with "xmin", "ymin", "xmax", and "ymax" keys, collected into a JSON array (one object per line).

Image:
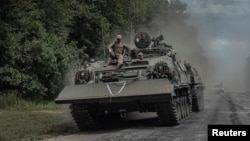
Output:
[{"xmin": 0, "ymin": 0, "xmax": 82, "ymax": 100}]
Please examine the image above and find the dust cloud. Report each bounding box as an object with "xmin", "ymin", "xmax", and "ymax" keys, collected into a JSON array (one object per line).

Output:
[
  {"xmin": 181, "ymin": 0, "xmax": 250, "ymax": 92},
  {"xmin": 127, "ymin": 3, "xmax": 210, "ymax": 87},
  {"xmin": 131, "ymin": 0, "xmax": 250, "ymax": 92}
]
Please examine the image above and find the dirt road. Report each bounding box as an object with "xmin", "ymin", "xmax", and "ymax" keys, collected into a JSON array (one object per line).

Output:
[{"xmin": 45, "ymin": 90, "xmax": 250, "ymax": 141}]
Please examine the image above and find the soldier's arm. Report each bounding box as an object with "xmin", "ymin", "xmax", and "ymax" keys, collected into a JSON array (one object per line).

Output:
[
  {"xmin": 123, "ymin": 43, "xmax": 131, "ymax": 55},
  {"xmin": 107, "ymin": 42, "xmax": 114, "ymax": 53}
]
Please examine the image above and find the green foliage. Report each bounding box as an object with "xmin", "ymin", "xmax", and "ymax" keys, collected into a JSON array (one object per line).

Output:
[
  {"xmin": 68, "ymin": 0, "xmax": 111, "ymax": 59},
  {"xmin": 0, "ymin": 0, "xmax": 82, "ymax": 100}
]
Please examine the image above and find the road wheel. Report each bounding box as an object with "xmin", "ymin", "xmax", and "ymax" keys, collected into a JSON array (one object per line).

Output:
[
  {"xmin": 185, "ymin": 96, "xmax": 190, "ymax": 116},
  {"xmin": 192, "ymin": 87, "xmax": 204, "ymax": 112},
  {"xmin": 188, "ymin": 93, "xmax": 192, "ymax": 113},
  {"xmin": 176, "ymin": 99, "xmax": 182, "ymax": 120},
  {"xmin": 181, "ymin": 97, "xmax": 187, "ymax": 118}
]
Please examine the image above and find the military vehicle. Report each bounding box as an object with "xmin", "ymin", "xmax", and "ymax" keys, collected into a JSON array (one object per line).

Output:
[
  {"xmin": 216, "ymin": 83, "xmax": 225, "ymax": 94},
  {"xmin": 55, "ymin": 32, "xmax": 205, "ymax": 131}
]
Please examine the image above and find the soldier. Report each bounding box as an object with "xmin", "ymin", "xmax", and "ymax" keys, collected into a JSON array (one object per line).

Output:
[
  {"xmin": 106, "ymin": 34, "xmax": 131, "ymax": 68},
  {"xmin": 137, "ymin": 51, "xmax": 144, "ymax": 61},
  {"xmin": 170, "ymin": 50, "xmax": 177, "ymax": 62}
]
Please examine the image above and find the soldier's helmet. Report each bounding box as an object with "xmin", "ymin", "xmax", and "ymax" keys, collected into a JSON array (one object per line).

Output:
[
  {"xmin": 117, "ymin": 35, "xmax": 122, "ymax": 39},
  {"xmin": 138, "ymin": 51, "xmax": 143, "ymax": 56},
  {"xmin": 172, "ymin": 50, "xmax": 177, "ymax": 55}
]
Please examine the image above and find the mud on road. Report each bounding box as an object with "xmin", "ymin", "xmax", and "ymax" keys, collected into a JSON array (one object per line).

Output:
[{"xmin": 45, "ymin": 91, "xmax": 250, "ymax": 141}]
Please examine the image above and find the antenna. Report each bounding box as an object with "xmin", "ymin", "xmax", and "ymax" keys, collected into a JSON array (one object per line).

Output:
[{"xmin": 101, "ymin": 18, "xmax": 105, "ymax": 59}]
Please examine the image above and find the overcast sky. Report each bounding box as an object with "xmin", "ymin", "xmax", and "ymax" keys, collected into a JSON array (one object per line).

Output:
[{"xmin": 181, "ymin": 0, "xmax": 250, "ymax": 90}]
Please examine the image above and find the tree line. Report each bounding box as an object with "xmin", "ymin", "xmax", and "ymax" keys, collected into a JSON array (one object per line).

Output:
[{"xmin": 0, "ymin": 0, "xmax": 193, "ymax": 100}]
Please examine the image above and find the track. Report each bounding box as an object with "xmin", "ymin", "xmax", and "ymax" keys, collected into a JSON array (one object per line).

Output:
[
  {"xmin": 45, "ymin": 90, "xmax": 250, "ymax": 141},
  {"xmin": 70, "ymin": 104, "xmax": 97, "ymax": 131}
]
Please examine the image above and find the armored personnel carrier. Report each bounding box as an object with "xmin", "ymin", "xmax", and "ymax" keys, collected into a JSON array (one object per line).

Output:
[{"xmin": 55, "ymin": 32, "xmax": 205, "ymax": 131}]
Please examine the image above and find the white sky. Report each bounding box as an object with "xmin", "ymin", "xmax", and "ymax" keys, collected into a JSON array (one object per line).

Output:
[{"xmin": 181, "ymin": 0, "xmax": 250, "ymax": 91}]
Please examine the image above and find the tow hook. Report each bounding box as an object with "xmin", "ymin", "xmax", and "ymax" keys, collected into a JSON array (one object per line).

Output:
[
  {"xmin": 119, "ymin": 109, "xmax": 127, "ymax": 118},
  {"xmin": 120, "ymin": 112, "xmax": 126, "ymax": 118},
  {"xmin": 104, "ymin": 110, "xmax": 109, "ymax": 115}
]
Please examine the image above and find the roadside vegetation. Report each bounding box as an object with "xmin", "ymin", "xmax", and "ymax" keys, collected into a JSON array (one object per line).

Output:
[{"xmin": 0, "ymin": 93, "xmax": 77, "ymax": 141}]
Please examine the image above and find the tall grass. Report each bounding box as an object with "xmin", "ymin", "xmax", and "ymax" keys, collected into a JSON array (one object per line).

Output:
[
  {"xmin": 0, "ymin": 90, "xmax": 60, "ymax": 110},
  {"xmin": 0, "ymin": 90, "xmax": 21, "ymax": 109},
  {"xmin": 0, "ymin": 91, "xmax": 77, "ymax": 141}
]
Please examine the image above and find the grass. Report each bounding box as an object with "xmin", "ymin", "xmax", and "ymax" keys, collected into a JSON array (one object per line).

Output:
[{"xmin": 0, "ymin": 93, "xmax": 78, "ymax": 141}]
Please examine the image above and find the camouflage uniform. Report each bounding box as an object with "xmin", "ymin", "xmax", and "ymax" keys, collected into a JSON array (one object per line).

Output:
[{"xmin": 106, "ymin": 35, "xmax": 130, "ymax": 68}]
